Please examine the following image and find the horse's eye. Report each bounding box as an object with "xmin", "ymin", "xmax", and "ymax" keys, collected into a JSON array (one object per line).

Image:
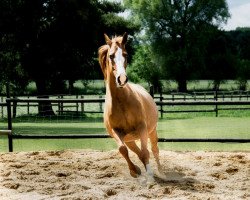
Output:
[{"xmin": 110, "ymin": 54, "xmax": 114, "ymax": 60}]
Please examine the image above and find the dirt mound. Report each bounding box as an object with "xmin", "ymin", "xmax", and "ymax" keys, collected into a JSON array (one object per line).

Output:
[{"xmin": 0, "ymin": 150, "xmax": 249, "ymax": 200}]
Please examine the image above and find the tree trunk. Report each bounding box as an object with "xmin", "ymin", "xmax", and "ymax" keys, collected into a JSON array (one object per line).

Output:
[
  {"xmin": 238, "ymin": 79, "xmax": 247, "ymax": 91},
  {"xmin": 68, "ymin": 79, "xmax": 74, "ymax": 94},
  {"xmin": 213, "ymin": 80, "xmax": 221, "ymax": 91},
  {"xmin": 37, "ymin": 95, "xmax": 55, "ymax": 116},
  {"xmin": 35, "ymin": 80, "xmax": 55, "ymax": 116},
  {"xmin": 177, "ymin": 79, "xmax": 187, "ymax": 92}
]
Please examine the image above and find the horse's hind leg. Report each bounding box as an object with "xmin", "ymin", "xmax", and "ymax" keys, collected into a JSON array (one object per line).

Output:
[
  {"xmin": 119, "ymin": 145, "xmax": 141, "ymax": 177},
  {"xmin": 125, "ymin": 141, "xmax": 141, "ymax": 155},
  {"xmin": 149, "ymin": 128, "xmax": 162, "ymax": 173},
  {"xmin": 127, "ymin": 140, "xmax": 154, "ymax": 180},
  {"xmin": 126, "ymin": 141, "xmax": 147, "ymax": 165}
]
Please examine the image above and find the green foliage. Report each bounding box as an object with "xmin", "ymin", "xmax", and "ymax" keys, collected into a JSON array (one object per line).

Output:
[
  {"xmin": 0, "ymin": 0, "xmax": 139, "ymax": 95},
  {"xmin": 125, "ymin": 0, "xmax": 230, "ymax": 92},
  {"xmin": 226, "ymin": 29, "xmax": 250, "ymax": 90},
  {"xmin": 236, "ymin": 60, "xmax": 250, "ymax": 90},
  {"xmin": 127, "ymin": 43, "xmax": 162, "ymax": 90}
]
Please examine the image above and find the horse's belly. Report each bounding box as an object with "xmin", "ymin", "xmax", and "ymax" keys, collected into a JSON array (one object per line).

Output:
[{"xmin": 123, "ymin": 132, "xmax": 140, "ymax": 142}]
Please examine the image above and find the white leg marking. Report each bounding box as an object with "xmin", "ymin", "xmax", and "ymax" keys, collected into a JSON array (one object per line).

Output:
[
  {"xmin": 146, "ymin": 164, "xmax": 153, "ymax": 176},
  {"xmin": 146, "ymin": 164, "xmax": 155, "ymax": 184}
]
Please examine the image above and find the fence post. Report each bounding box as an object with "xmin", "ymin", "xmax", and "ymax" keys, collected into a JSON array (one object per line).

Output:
[
  {"xmin": 76, "ymin": 94, "xmax": 79, "ymax": 113},
  {"xmin": 99, "ymin": 95, "xmax": 103, "ymax": 112},
  {"xmin": 160, "ymin": 92, "xmax": 163, "ymax": 118},
  {"xmin": 12, "ymin": 96, "xmax": 17, "ymax": 118},
  {"xmin": 57, "ymin": 95, "xmax": 60, "ymax": 115},
  {"xmin": 214, "ymin": 90, "xmax": 218, "ymax": 117},
  {"xmin": 1, "ymin": 96, "xmax": 3, "ymax": 118},
  {"xmin": 6, "ymin": 83, "xmax": 13, "ymax": 152},
  {"xmin": 81, "ymin": 95, "xmax": 84, "ymax": 113},
  {"xmin": 59, "ymin": 95, "xmax": 64, "ymax": 115},
  {"xmin": 27, "ymin": 96, "xmax": 30, "ymax": 115}
]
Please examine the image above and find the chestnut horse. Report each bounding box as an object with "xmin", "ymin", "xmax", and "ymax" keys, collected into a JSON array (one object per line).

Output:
[{"xmin": 98, "ymin": 33, "xmax": 161, "ymax": 178}]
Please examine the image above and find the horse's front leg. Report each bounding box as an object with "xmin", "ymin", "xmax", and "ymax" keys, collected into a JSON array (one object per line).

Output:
[
  {"xmin": 111, "ymin": 129, "xmax": 141, "ymax": 178},
  {"xmin": 139, "ymin": 124, "xmax": 154, "ymax": 178}
]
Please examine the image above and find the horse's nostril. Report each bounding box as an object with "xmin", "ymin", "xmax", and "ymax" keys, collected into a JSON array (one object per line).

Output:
[
  {"xmin": 118, "ymin": 76, "xmax": 121, "ymax": 85},
  {"xmin": 118, "ymin": 74, "xmax": 128, "ymax": 86}
]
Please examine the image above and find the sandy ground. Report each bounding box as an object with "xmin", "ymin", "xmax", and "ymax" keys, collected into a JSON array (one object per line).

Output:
[{"xmin": 0, "ymin": 150, "xmax": 249, "ymax": 200}]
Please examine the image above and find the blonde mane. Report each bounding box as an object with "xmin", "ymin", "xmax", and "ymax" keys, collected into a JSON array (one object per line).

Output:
[{"xmin": 98, "ymin": 44, "xmax": 109, "ymax": 80}]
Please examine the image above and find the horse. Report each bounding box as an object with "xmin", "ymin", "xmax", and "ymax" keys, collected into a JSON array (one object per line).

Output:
[{"xmin": 98, "ymin": 33, "xmax": 161, "ymax": 178}]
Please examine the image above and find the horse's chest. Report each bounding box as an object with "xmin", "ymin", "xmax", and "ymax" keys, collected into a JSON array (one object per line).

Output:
[{"xmin": 105, "ymin": 102, "xmax": 141, "ymax": 133}]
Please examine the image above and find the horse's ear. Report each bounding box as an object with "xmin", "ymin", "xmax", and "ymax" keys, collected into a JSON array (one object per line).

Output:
[
  {"xmin": 122, "ymin": 32, "xmax": 128, "ymax": 45},
  {"xmin": 104, "ymin": 33, "xmax": 112, "ymax": 46}
]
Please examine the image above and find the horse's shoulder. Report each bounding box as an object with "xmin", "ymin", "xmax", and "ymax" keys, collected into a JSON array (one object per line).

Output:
[{"xmin": 128, "ymin": 83, "xmax": 153, "ymax": 100}]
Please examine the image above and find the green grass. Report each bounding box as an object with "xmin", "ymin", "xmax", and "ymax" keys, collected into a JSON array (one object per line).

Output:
[
  {"xmin": 0, "ymin": 116, "xmax": 249, "ymax": 152},
  {"xmin": 12, "ymin": 121, "xmax": 105, "ymax": 135},
  {"xmin": 158, "ymin": 117, "xmax": 250, "ymax": 139}
]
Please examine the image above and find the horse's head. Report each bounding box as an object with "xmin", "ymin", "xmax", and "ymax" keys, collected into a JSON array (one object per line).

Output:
[{"xmin": 103, "ymin": 33, "xmax": 128, "ymax": 88}]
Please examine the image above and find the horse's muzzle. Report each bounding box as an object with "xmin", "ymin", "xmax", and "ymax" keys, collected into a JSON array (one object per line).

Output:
[{"xmin": 117, "ymin": 74, "xmax": 128, "ymax": 87}]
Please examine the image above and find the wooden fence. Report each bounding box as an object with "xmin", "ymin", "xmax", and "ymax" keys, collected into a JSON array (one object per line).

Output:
[
  {"xmin": 154, "ymin": 90, "xmax": 250, "ymax": 117},
  {"xmin": 1, "ymin": 90, "xmax": 250, "ymax": 118},
  {"xmin": 0, "ymin": 95, "xmax": 104, "ymax": 118},
  {"xmin": 0, "ymin": 97, "xmax": 249, "ymax": 152}
]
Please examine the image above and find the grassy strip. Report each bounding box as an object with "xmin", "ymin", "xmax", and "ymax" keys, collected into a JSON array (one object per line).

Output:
[
  {"xmin": 0, "ymin": 117, "xmax": 249, "ymax": 152},
  {"xmin": 1, "ymin": 137, "xmax": 249, "ymax": 152}
]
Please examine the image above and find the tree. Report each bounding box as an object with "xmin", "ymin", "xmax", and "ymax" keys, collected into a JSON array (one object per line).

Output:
[
  {"xmin": 226, "ymin": 28, "xmax": 250, "ymax": 90},
  {"xmin": 204, "ymin": 30, "xmax": 237, "ymax": 90},
  {"xmin": 236, "ymin": 59, "xmax": 250, "ymax": 90},
  {"xmin": 0, "ymin": 0, "xmax": 138, "ymax": 115},
  {"xmin": 0, "ymin": 0, "xmax": 29, "ymax": 95},
  {"xmin": 127, "ymin": 43, "xmax": 162, "ymax": 92},
  {"xmin": 125, "ymin": 0, "xmax": 230, "ymax": 92},
  {"xmin": 19, "ymin": 0, "xmax": 137, "ymax": 95}
]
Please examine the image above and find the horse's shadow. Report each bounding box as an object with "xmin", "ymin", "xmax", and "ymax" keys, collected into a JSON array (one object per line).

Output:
[
  {"xmin": 152, "ymin": 169, "xmax": 208, "ymax": 192},
  {"xmin": 154, "ymin": 170, "xmax": 194, "ymax": 184}
]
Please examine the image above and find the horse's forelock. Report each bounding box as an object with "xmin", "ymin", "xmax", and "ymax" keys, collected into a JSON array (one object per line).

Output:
[{"xmin": 113, "ymin": 36, "xmax": 123, "ymax": 44}]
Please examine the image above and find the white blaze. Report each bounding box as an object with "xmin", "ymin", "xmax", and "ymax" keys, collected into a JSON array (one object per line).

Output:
[{"xmin": 114, "ymin": 47, "xmax": 126, "ymax": 78}]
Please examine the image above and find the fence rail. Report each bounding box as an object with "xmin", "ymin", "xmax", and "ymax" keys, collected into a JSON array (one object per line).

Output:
[
  {"xmin": 1, "ymin": 95, "xmax": 250, "ymax": 152},
  {"xmin": 10, "ymin": 133, "xmax": 250, "ymax": 143},
  {"xmin": 1, "ymin": 97, "xmax": 250, "ymax": 118},
  {"xmin": 1, "ymin": 91, "xmax": 250, "ymax": 117}
]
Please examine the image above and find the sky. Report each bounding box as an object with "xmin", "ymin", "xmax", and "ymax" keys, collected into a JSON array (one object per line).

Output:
[{"xmin": 223, "ymin": 0, "xmax": 250, "ymax": 30}]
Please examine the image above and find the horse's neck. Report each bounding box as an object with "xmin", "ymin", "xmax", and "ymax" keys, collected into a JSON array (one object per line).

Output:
[{"xmin": 106, "ymin": 76, "xmax": 129, "ymax": 103}]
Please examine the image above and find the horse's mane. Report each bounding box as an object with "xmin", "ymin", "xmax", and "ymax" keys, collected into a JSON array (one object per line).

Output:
[{"xmin": 98, "ymin": 44, "xmax": 109, "ymax": 80}]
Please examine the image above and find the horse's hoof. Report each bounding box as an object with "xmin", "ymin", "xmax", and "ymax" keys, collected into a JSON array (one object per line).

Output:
[
  {"xmin": 130, "ymin": 165, "xmax": 141, "ymax": 178},
  {"xmin": 146, "ymin": 174, "xmax": 155, "ymax": 184}
]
